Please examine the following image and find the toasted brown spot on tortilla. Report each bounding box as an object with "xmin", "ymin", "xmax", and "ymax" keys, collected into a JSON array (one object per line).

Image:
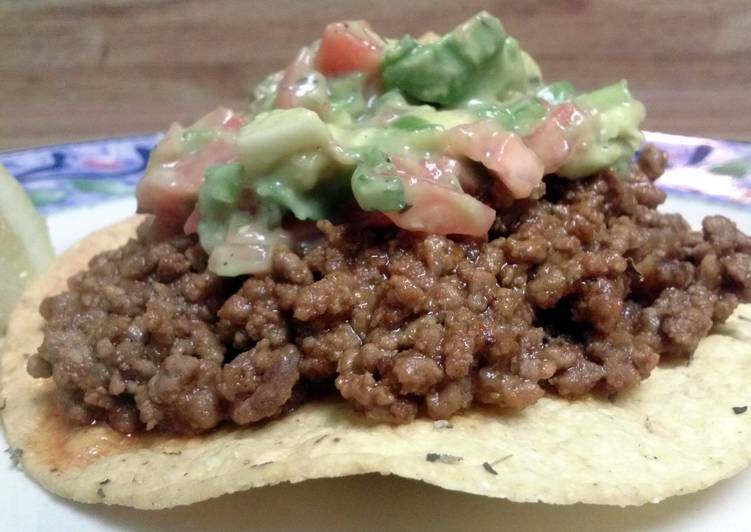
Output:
[{"xmin": 27, "ymin": 396, "xmax": 144, "ymax": 471}]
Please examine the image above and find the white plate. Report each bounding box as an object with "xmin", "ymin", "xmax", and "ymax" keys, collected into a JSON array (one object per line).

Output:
[{"xmin": 1, "ymin": 133, "xmax": 751, "ymax": 531}]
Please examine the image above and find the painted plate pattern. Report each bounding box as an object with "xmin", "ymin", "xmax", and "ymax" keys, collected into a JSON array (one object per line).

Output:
[{"xmin": 1, "ymin": 131, "xmax": 749, "ymax": 214}]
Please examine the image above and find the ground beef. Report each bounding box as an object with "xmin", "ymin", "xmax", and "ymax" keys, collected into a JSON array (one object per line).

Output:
[{"xmin": 27, "ymin": 149, "xmax": 751, "ymax": 434}]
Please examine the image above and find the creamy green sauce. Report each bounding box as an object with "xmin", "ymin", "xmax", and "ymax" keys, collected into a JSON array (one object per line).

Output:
[{"xmin": 142, "ymin": 12, "xmax": 646, "ymax": 276}]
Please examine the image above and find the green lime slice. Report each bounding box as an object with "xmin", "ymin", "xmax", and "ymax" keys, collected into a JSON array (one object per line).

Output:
[{"xmin": 0, "ymin": 165, "xmax": 54, "ymax": 332}]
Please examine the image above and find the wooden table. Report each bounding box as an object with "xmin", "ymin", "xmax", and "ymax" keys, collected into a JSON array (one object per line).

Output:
[{"xmin": 1, "ymin": 0, "xmax": 749, "ymax": 149}]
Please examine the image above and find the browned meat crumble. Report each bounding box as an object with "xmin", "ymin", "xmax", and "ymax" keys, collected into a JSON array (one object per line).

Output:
[{"xmin": 28, "ymin": 147, "xmax": 751, "ymax": 434}]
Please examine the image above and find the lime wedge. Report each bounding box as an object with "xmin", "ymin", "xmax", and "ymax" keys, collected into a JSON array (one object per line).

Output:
[{"xmin": 0, "ymin": 164, "xmax": 54, "ymax": 332}]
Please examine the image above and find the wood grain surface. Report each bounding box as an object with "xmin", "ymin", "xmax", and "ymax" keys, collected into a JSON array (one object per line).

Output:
[{"xmin": 1, "ymin": 0, "xmax": 749, "ymax": 149}]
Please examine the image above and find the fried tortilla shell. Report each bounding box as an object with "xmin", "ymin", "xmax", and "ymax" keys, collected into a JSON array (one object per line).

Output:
[{"xmin": 2, "ymin": 216, "xmax": 750, "ymax": 509}]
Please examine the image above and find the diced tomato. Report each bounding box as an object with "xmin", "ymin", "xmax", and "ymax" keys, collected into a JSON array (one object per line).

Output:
[
  {"xmin": 182, "ymin": 205, "xmax": 201, "ymax": 235},
  {"xmin": 524, "ymin": 103, "xmax": 581, "ymax": 173},
  {"xmin": 390, "ymin": 155, "xmax": 459, "ymax": 188},
  {"xmin": 394, "ymin": 153, "xmax": 484, "ymax": 194},
  {"xmin": 385, "ymin": 181, "xmax": 495, "ymax": 237},
  {"xmin": 276, "ymin": 48, "xmax": 312, "ymax": 109},
  {"xmin": 136, "ymin": 108, "xmax": 246, "ymax": 237},
  {"xmin": 316, "ymin": 21, "xmax": 384, "ymax": 77},
  {"xmin": 446, "ymin": 120, "xmax": 545, "ymax": 199},
  {"xmin": 382, "ymin": 155, "xmax": 495, "ymax": 237},
  {"xmin": 193, "ymin": 107, "xmax": 246, "ymax": 132}
]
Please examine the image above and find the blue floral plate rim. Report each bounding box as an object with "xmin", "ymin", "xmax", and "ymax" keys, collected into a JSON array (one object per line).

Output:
[{"xmin": 0, "ymin": 131, "xmax": 749, "ymax": 215}]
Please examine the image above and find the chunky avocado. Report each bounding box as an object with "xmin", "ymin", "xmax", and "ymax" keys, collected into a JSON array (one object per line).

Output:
[
  {"xmin": 558, "ymin": 81, "xmax": 645, "ymax": 178},
  {"xmin": 161, "ymin": 12, "xmax": 649, "ymax": 277},
  {"xmin": 328, "ymin": 73, "xmax": 368, "ymax": 124},
  {"xmin": 351, "ymin": 149, "xmax": 406, "ymax": 212},
  {"xmin": 238, "ymin": 108, "xmax": 334, "ymax": 175},
  {"xmin": 382, "ymin": 12, "xmax": 507, "ymax": 106},
  {"xmin": 473, "ymin": 97, "xmax": 547, "ymax": 135},
  {"xmin": 537, "ymin": 81, "xmax": 575, "ymax": 105},
  {"xmin": 197, "ymin": 163, "xmax": 247, "ymax": 253}
]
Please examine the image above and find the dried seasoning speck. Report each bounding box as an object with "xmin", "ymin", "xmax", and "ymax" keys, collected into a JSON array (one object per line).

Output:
[
  {"xmin": 97, "ymin": 487, "xmax": 106, "ymax": 499},
  {"xmin": 738, "ymin": 316, "xmax": 751, "ymax": 322},
  {"xmin": 251, "ymin": 461, "xmax": 274, "ymax": 468},
  {"xmin": 314, "ymin": 434, "xmax": 328, "ymax": 444},
  {"xmin": 732, "ymin": 406, "xmax": 748, "ymax": 415},
  {"xmin": 433, "ymin": 420, "xmax": 453, "ymax": 430},
  {"xmin": 99, "ymin": 479, "xmax": 111, "ymax": 486},
  {"xmin": 162, "ymin": 450, "xmax": 182, "ymax": 456},
  {"xmin": 426, "ymin": 453, "xmax": 463, "ymax": 465},
  {"xmin": 5, "ymin": 447, "xmax": 23, "ymax": 468},
  {"xmin": 0, "ymin": 397, "xmax": 6, "ymax": 411},
  {"xmin": 333, "ymin": 437, "xmax": 341, "ymax": 443},
  {"xmin": 482, "ymin": 462, "xmax": 498, "ymax": 475},
  {"xmin": 490, "ymin": 454, "xmax": 513, "ymax": 465}
]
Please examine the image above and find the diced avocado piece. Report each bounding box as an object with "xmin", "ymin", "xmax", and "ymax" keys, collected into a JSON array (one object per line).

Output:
[
  {"xmin": 558, "ymin": 81, "xmax": 646, "ymax": 178},
  {"xmin": 389, "ymin": 115, "xmax": 438, "ymax": 131},
  {"xmin": 382, "ymin": 12, "xmax": 507, "ymax": 105},
  {"xmin": 208, "ymin": 211, "xmax": 288, "ymax": 277},
  {"xmin": 328, "ymin": 73, "xmax": 368, "ymax": 124},
  {"xmin": 265, "ymin": 171, "xmax": 352, "ymax": 224},
  {"xmin": 507, "ymin": 98, "xmax": 547, "ymax": 134},
  {"xmin": 329, "ymin": 123, "xmax": 445, "ymax": 154},
  {"xmin": 490, "ymin": 37, "xmax": 530, "ymax": 96},
  {"xmin": 255, "ymin": 178, "xmax": 329, "ymax": 223},
  {"xmin": 581, "ymin": 80, "xmax": 641, "ymax": 111},
  {"xmin": 537, "ymin": 81, "xmax": 575, "ymax": 105},
  {"xmin": 352, "ymin": 170, "xmax": 406, "ymax": 212},
  {"xmin": 351, "ymin": 149, "xmax": 406, "ymax": 212},
  {"xmin": 271, "ymin": 149, "xmax": 339, "ymax": 192},
  {"xmin": 470, "ymin": 97, "xmax": 546, "ymax": 135},
  {"xmin": 291, "ymin": 71, "xmax": 330, "ymax": 115},
  {"xmin": 521, "ymin": 49, "xmax": 542, "ymax": 86},
  {"xmin": 498, "ymin": 98, "xmax": 547, "ymax": 134},
  {"xmin": 368, "ymin": 91, "xmax": 475, "ymax": 129},
  {"xmin": 255, "ymin": 155, "xmax": 353, "ymax": 226},
  {"xmin": 197, "ymin": 163, "xmax": 247, "ymax": 253},
  {"xmin": 249, "ymin": 71, "xmax": 283, "ymax": 118},
  {"xmin": 403, "ymin": 107, "xmax": 476, "ymax": 130},
  {"xmin": 198, "ymin": 161, "xmax": 350, "ymax": 272},
  {"xmin": 238, "ymin": 108, "xmax": 333, "ymax": 176}
]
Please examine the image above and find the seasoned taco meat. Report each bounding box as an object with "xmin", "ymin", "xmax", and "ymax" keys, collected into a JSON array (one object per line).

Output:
[{"xmin": 26, "ymin": 150, "xmax": 751, "ymax": 434}]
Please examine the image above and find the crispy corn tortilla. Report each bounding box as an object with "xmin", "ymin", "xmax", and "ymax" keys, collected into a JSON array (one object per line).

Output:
[{"xmin": 1, "ymin": 216, "xmax": 750, "ymax": 509}]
